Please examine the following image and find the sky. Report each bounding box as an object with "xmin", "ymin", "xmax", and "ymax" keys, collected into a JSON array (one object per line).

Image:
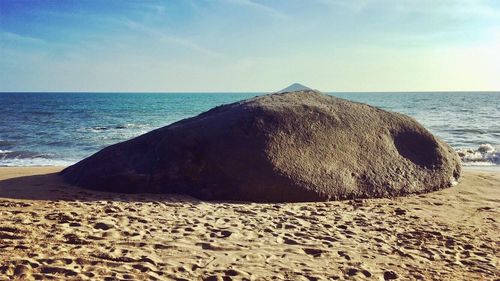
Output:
[{"xmin": 1, "ymin": 0, "xmax": 500, "ymax": 92}]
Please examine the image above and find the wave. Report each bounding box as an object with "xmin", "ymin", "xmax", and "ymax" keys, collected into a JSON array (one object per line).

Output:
[
  {"xmin": 0, "ymin": 150, "xmax": 53, "ymax": 160},
  {"xmin": 0, "ymin": 140, "xmax": 15, "ymax": 147},
  {"xmin": 456, "ymin": 144, "xmax": 500, "ymax": 166},
  {"xmin": 0, "ymin": 158, "xmax": 74, "ymax": 167},
  {"xmin": 0, "ymin": 149, "xmax": 74, "ymax": 167},
  {"xmin": 80, "ymin": 123, "xmax": 151, "ymax": 133},
  {"xmin": 448, "ymin": 128, "xmax": 488, "ymax": 134},
  {"xmin": 28, "ymin": 110, "xmax": 55, "ymax": 116}
]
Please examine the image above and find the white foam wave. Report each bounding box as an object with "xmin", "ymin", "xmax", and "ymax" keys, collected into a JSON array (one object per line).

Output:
[
  {"xmin": 0, "ymin": 149, "xmax": 75, "ymax": 167},
  {"xmin": 0, "ymin": 158, "xmax": 75, "ymax": 167},
  {"xmin": 456, "ymin": 144, "xmax": 500, "ymax": 166}
]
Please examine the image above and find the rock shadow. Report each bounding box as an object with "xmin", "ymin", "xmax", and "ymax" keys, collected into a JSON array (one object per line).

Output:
[{"xmin": 0, "ymin": 172, "xmax": 200, "ymax": 203}]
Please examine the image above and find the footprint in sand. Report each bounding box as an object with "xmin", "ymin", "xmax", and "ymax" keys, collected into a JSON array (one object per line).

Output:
[
  {"xmin": 210, "ymin": 230, "xmax": 232, "ymax": 239},
  {"xmin": 0, "ymin": 226, "xmax": 26, "ymax": 240},
  {"xmin": 345, "ymin": 268, "xmax": 372, "ymax": 278},
  {"xmin": 94, "ymin": 221, "xmax": 114, "ymax": 230},
  {"xmin": 44, "ymin": 212, "xmax": 74, "ymax": 224},
  {"xmin": 13, "ymin": 264, "xmax": 31, "ymax": 277},
  {"xmin": 303, "ymin": 248, "xmax": 325, "ymax": 257},
  {"xmin": 40, "ymin": 266, "xmax": 78, "ymax": 277}
]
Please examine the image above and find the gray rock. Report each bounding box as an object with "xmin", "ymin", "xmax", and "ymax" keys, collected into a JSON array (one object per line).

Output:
[{"xmin": 60, "ymin": 90, "xmax": 461, "ymax": 202}]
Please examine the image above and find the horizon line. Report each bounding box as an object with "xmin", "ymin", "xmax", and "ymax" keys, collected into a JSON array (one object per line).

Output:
[{"xmin": 1, "ymin": 90, "xmax": 500, "ymax": 94}]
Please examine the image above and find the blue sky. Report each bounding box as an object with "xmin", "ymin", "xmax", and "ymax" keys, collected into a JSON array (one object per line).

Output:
[{"xmin": 1, "ymin": 0, "xmax": 499, "ymax": 92}]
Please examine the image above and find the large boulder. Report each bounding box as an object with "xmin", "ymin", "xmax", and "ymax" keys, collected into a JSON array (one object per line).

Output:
[{"xmin": 61, "ymin": 90, "xmax": 461, "ymax": 202}]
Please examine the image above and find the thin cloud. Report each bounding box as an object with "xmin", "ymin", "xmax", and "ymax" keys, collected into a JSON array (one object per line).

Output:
[
  {"xmin": 316, "ymin": 0, "xmax": 500, "ymax": 19},
  {"xmin": 0, "ymin": 30, "xmax": 46, "ymax": 45},
  {"xmin": 315, "ymin": 0, "xmax": 368, "ymax": 12},
  {"xmin": 385, "ymin": 0, "xmax": 500, "ymax": 19},
  {"xmin": 124, "ymin": 20, "xmax": 223, "ymax": 58},
  {"xmin": 223, "ymin": 0, "xmax": 288, "ymax": 18},
  {"xmin": 446, "ymin": 0, "xmax": 500, "ymax": 19}
]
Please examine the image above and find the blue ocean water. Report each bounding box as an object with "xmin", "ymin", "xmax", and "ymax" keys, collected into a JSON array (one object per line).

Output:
[{"xmin": 0, "ymin": 92, "xmax": 499, "ymax": 167}]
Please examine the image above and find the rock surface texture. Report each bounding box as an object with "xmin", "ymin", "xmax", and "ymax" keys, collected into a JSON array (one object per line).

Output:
[{"xmin": 61, "ymin": 90, "xmax": 461, "ymax": 202}]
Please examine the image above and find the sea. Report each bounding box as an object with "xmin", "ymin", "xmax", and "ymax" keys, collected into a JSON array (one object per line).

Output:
[{"xmin": 0, "ymin": 92, "xmax": 499, "ymax": 167}]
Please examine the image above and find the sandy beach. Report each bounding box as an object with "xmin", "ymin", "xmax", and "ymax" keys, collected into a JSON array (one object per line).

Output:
[{"xmin": 0, "ymin": 167, "xmax": 498, "ymax": 280}]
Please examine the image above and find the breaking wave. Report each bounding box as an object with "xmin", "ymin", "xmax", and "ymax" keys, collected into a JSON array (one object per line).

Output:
[
  {"xmin": 456, "ymin": 144, "xmax": 500, "ymax": 166},
  {"xmin": 0, "ymin": 150, "xmax": 74, "ymax": 167}
]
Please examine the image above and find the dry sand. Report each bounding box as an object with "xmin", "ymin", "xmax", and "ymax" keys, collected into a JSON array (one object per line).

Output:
[{"xmin": 0, "ymin": 167, "xmax": 498, "ymax": 280}]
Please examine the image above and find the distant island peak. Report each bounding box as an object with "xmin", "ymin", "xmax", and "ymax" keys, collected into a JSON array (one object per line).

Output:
[{"xmin": 276, "ymin": 83, "xmax": 313, "ymax": 93}]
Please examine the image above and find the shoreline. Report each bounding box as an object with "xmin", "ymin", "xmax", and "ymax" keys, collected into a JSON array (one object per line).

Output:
[{"xmin": 0, "ymin": 167, "xmax": 498, "ymax": 280}]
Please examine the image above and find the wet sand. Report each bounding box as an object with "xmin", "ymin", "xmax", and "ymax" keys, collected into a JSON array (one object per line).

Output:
[{"xmin": 0, "ymin": 167, "xmax": 498, "ymax": 280}]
